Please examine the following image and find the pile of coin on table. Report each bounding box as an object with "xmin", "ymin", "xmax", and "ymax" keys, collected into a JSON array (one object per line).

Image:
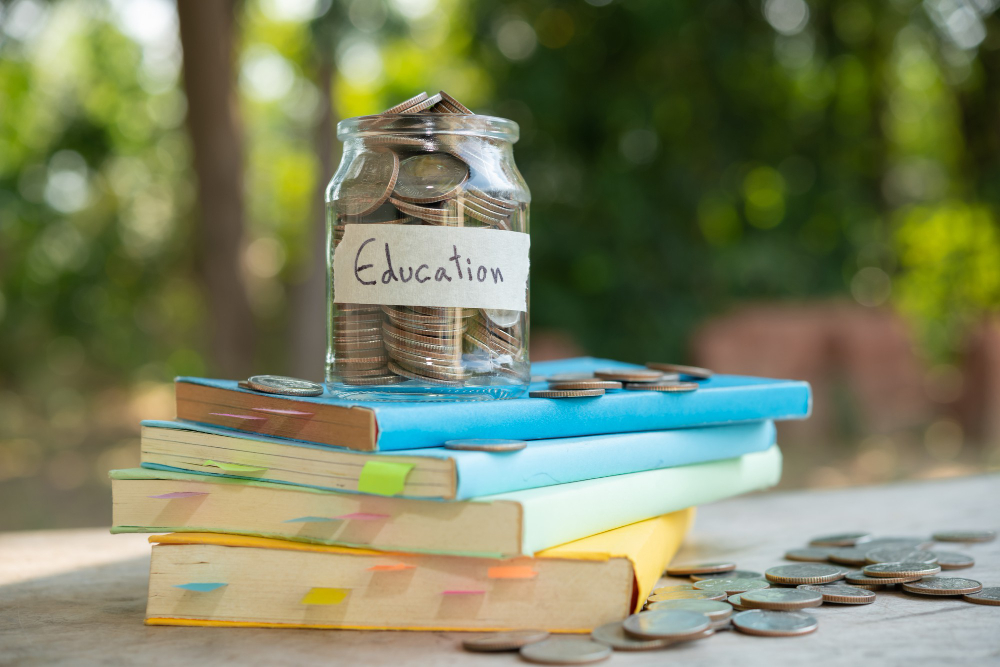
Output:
[
  {"xmin": 459, "ymin": 528, "xmax": 997, "ymax": 664},
  {"xmin": 331, "ymin": 91, "xmax": 529, "ymax": 387},
  {"xmin": 528, "ymin": 362, "xmax": 711, "ymax": 399}
]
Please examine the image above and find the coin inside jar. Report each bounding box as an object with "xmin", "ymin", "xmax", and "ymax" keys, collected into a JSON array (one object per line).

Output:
[
  {"xmin": 393, "ymin": 153, "xmax": 469, "ymax": 203},
  {"xmin": 335, "ymin": 148, "xmax": 399, "ymax": 216},
  {"xmin": 443, "ymin": 439, "xmax": 527, "ymax": 452}
]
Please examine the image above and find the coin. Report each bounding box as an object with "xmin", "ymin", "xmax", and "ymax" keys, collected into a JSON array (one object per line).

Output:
[
  {"xmin": 394, "ymin": 154, "xmax": 470, "ymax": 204},
  {"xmin": 740, "ymin": 588, "xmax": 823, "ymax": 611},
  {"xmin": 482, "ymin": 308, "xmax": 521, "ymax": 328},
  {"xmin": 693, "ymin": 578, "xmax": 770, "ymax": 595},
  {"xmin": 901, "ymin": 576, "xmax": 983, "ymax": 596},
  {"xmin": 247, "ymin": 375, "xmax": 324, "ymax": 397},
  {"xmin": 645, "ymin": 599, "xmax": 733, "ymax": 620},
  {"xmin": 594, "ymin": 369, "xmax": 663, "ymax": 383},
  {"xmin": 438, "ymin": 90, "xmax": 472, "ymax": 114},
  {"xmin": 932, "ymin": 529, "xmax": 997, "ymax": 543},
  {"xmin": 963, "ymin": 587, "xmax": 1000, "ymax": 606},
  {"xmin": 863, "ymin": 537, "xmax": 933, "ymax": 550},
  {"xmin": 825, "ymin": 547, "xmax": 870, "ymax": 567},
  {"xmin": 797, "ymin": 584, "xmax": 876, "ymax": 604},
  {"xmin": 691, "ymin": 569, "xmax": 764, "ymax": 581},
  {"xmin": 864, "ymin": 547, "xmax": 937, "ymax": 565},
  {"xmin": 380, "ymin": 92, "xmax": 429, "ymax": 114},
  {"xmin": 844, "ymin": 569, "xmax": 919, "ymax": 586},
  {"xmin": 650, "ymin": 584, "xmax": 696, "ymax": 594},
  {"xmin": 728, "ymin": 594, "xmax": 747, "ymax": 610},
  {"xmin": 463, "ymin": 630, "xmax": 549, "ymax": 652},
  {"xmin": 622, "ymin": 609, "xmax": 711, "ymax": 640},
  {"xmin": 666, "ymin": 562, "xmax": 737, "ymax": 576},
  {"xmin": 545, "ymin": 373, "xmax": 596, "ymax": 382},
  {"xmin": 397, "ymin": 92, "xmax": 443, "ymax": 114},
  {"xmin": 624, "ymin": 382, "xmax": 699, "ymax": 393},
  {"xmin": 529, "ymin": 389, "xmax": 605, "ymax": 399},
  {"xmin": 862, "ymin": 562, "xmax": 942, "ymax": 578},
  {"xmin": 443, "ymin": 439, "xmax": 527, "ymax": 452},
  {"xmin": 589, "ymin": 622, "xmax": 673, "ymax": 651},
  {"xmin": 732, "ymin": 610, "xmax": 818, "ymax": 637},
  {"xmin": 785, "ymin": 548, "xmax": 834, "ymax": 563},
  {"xmin": 934, "ymin": 551, "xmax": 975, "ymax": 570},
  {"xmin": 765, "ymin": 563, "xmax": 844, "ymax": 585},
  {"xmin": 647, "ymin": 590, "xmax": 727, "ymax": 602},
  {"xmin": 548, "ymin": 380, "xmax": 623, "ymax": 391},
  {"xmin": 809, "ymin": 532, "xmax": 872, "ymax": 547},
  {"xmin": 519, "ymin": 638, "xmax": 612, "ymax": 664},
  {"xmin": 336, "ymin": 149, "xmax": 399, "ymax": 216},
  {"xmin": 644, "ymin": 362, "xmax": 713, "ymax": 380}
]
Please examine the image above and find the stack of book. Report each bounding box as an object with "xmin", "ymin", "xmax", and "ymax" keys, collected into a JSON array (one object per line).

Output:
[{"xmin": 110, "ymin": 357, "xmax": 810, "ymax": 632}]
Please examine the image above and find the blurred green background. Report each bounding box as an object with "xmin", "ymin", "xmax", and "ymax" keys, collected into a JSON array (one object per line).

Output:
[{"xmin": 2, "ymin": 0, "xmax": 999, "ymax": 530}]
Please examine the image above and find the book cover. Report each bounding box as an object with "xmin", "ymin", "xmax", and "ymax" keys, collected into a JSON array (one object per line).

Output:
[
  {"xmin": 175, "ymin": 357, "xmax": 810, "ymax": 451},
  {"xmin": 139, "ymin": 418, "xmax": 776, "ymax": 499}
]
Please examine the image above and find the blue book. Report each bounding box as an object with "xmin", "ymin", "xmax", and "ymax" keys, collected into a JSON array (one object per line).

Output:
[
  {"xmin": 139, "ymin": 418, "xmax": 776, "ymax": 500},
  {"xmin": 174, "ymin": 357, "xmax": 811, "ymax": 452}
]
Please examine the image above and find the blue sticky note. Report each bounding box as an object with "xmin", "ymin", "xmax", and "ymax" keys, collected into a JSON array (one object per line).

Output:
[
  {"xmin": 175, "ymin": 582, "xmax": 227, "ymax": 592},
  {"xmin": 283, "ymin": 516, "xmax": 337, "ymax": 523}
]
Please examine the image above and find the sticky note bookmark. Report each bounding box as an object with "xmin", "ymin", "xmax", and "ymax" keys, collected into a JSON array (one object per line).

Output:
[
  {"xmin": 175, "ymin": 583, "xmax": 227, "ymax": 592},
  {"xmin": 300, "ymin": 587, "xmax": 349, "ymax": 605},
  {"xmin": 357, "ymin": 461, "xmax": 415, "ymax": 496},
  {"xmin": 208, "ymin": 412, "xmax": 267, "ymax": 421},
  {"xmin": 487, "ymin": 566, "xmax": 538, "ymax": 580},
  {"xmin": 251, "ymin": 407, "xmax": 314, "ymax": 416},
  {"xmin": 284, "ymin": 516, "xmax": 337, "ymax": 523},
  {"xmin": 367, "ymin": 563, "xmax": 415, "ymax": 572},
  {"xmin": 334, "ymin": 512, "xmax": 389, "ymax": 521},
  {"xmin": 147, "ymin": 491, "xmax": 208, "ymax": 499},
  {"xmin": 202, "ymin": 460, "xmax": 268, "ymax": 473},
  {"xmin": 441, "ymin": 589, "xmax": 486, "ymax": 595}
]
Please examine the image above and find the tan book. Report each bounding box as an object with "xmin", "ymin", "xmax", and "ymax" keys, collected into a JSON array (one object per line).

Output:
[{"xmin": 145, "ymin": 509, "xmax": 693, "ymax": 632}]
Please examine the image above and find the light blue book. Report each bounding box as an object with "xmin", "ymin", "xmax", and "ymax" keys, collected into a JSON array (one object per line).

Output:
[
  {"xmin": 139, "ymin": 418, "xmax": 776, "ymax": 500},
  {"xmin": 175, "ymin": 357, "xmax": 811, "ymax": 452}
]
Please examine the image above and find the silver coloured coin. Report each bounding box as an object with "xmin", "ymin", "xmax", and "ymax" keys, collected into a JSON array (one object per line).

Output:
[
  {"xmin": 666, "ymin": 561, "xmax": 737, "ymax": 576},
  {"xmin": 809, "ymin": 532, "xmax": 872, "ymax": 547},
  {"xmin": 335, "ymin": 148, "xmax": 399, "ymax": 216},
  {"xmin": 644, "ymin": 599, "xmax": 733, "ymax": 621},
  {"xmin": 394, "ymin": 153, "xmax": 469, "ymax": 203},
  {"xmin": 844, "ymin": 569, "xmax": 918, "ymax": 586},
  {"xmin": 623, "ymin": 381, "xmax": 699, "ymax": 393},
  {"xmin": 650, "ymin": 584, "xmax": 696, "ymax": 594},
  {"xmin": 863, "ymin": 562, "xmax": 942, "ymax": 578},
  {"xmin": 691, "ymin": 569, "xmax": 763, "ymax": 581},
  {"xmin": 865, "ymin": 547, "xmax": 937, "ymax": 565},
  {"xmin": 594, "ymin": 369, "xmax": 663, "ymax": 383},
  {"xmin": 545, "ymin": 373, "xmax": 595, "ymax": 383},
  {"xmin": 647, "ymin": 590, "xmax": 726, "ymax": 602},
  {"xmin": 380, "ymin": 92, "xmax": 429, "ymax": 115},
  {"xmin": 934, "ymin": 551, "xmax": 975, "ymax": 570},
  {"xmin": 825, "ymin": 547, "xmax": 870, "ymax": 566},
  {"xmin": 529, "ymin": 389, "xmax": 604, "ymax": 399},
  {"xmin": 463, "ymin": 630, "xmax": 549, "ymax": 652},
  {"xmin": 549, "ymin": 380, "xmax": 623, "ymax": 391},
  {"xmin": 443, "ymin": 439, "xmax": 527, "ymax": 452},
  {"xmin": 901, "ymin": 576, "xmax": 983, "ymax": 596},
  {"xmin": 483, "ymin": 308, "xmax": 521, "ymax": 328},
  {"xmin": 728, "ymin": 594, "xmax": 747, "ymax": 610},
  {"xmin": 397, "ymin": 92, "xmax": 443, "ymax": 114},
  {"xmin": 932, "ymin": 529, "xmax": 997, "ymax": 543},
  {"xmin": 247, "ymin": 375, "xmax": 324, "ymax": 397},
  {"xmin": 693, "ymin": 578, "xmax": 770, "ymax": 595},
  {"xmin": 863, "ymin": 537, "xmax": 933, "ymax": 550},
  {"xmin": 797, "ymin": 584, "xmax": 876, "ymax": 604},
  {"xmin": 644, "ymin": 362, "xmax": 713, "ymax": 379},
  {"xmin": 589, "ymin": 622, "xmax": 673, "ymax": 651},
  {"xmin": 622, "ymin": 609, "xmax": 711, "ymax": 640},
  {"xmin": 740, "ymin": 588, "xmax": 823, "ymax": 611},
  {"xmin": 519, "ymin": 638, "xmax": 612, "ymax": 664},
  {"xmin": 732, "ymin": 610, "xmax": 818, "ymax": 637},
  {"xmin": 765, "ymin": 563, "xmax": 844, "ymax": 585},
  {"xmin": 963, "ymin": 587, "xmax": 1000, "ymax": 605},
  {"xmin": 785, "ymin": 547, "xmax": 833, "ymax": 562}
]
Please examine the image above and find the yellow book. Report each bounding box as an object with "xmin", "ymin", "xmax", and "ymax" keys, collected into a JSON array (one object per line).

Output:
[{"xmin": 145, "ymin": 508, "xmax": 694, "ymax": 633}]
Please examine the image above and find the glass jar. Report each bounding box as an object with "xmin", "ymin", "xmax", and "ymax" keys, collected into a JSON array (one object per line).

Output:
[{"xmin": 325, "ymin": 113, "xmax": 530, "ymax": 400}]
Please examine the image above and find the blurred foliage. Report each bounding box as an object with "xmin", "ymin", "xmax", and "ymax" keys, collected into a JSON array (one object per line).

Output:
[{"xmin": 2, "ymin": 0, "xmax": 1000, "ymax": 526}]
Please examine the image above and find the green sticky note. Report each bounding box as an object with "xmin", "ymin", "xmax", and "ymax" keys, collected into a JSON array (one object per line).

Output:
[
  {"xmin": 357, "ymin": 461, "xmax": 415, "ymax": 496},
  {"xmin": 203, "ymin": 460, "xmax": 267, "ymax": 473}
]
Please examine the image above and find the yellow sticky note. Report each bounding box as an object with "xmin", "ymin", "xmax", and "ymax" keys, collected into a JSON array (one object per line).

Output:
[
  {"xmin": 300, "ymin": 587, "xmax": 349, "ymax": 605},
  {"xmin": 488, "ymin": 566, "xmax": 538, "ymax": 579},
  {"xmin": 203, "ymin": 460, "xmax": 267, "ymax": 473},
  {"xmin": 357, "ymin": 461, "xmax": 414, "ymax": 496}
]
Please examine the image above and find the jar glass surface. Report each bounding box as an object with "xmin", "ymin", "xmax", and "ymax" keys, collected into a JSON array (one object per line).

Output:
[{"xmin": 326, "ymin": 113, "xmax": 530, "ymax": 400}]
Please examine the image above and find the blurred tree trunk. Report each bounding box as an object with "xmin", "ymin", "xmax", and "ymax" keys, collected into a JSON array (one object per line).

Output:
[
  {"xmin": 176, "ymin": 0, "xmax": 255, "ymax": 378},
  {"xmin": 288, "ymin": 57, "xmax": 338, "ymax": 381}
]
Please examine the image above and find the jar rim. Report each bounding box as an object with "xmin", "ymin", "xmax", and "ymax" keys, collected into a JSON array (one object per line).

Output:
[{"xmin": 337, "ymin": 114, "xmax": 519, "ymax": 143}]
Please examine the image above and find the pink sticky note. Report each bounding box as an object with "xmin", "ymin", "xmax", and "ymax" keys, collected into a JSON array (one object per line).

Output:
[
  {"xmin": 335, "ymin": 513, "xmax": 389, "ymax": 521},
  {"xmin": 251, "ymin": 408, "xmax": 314, "ymax": 416},
  {"xmin": 209, "ymin": 413, "xmax": 267, "ymax": 421},
  {"xmin": 367, "ymin": 563, "xmax": 416, "ymax": 572},
  {"xmin": 148, "ymin": 491, "xmax": 209, "ymax": 499},
  {"xmin": 441, "ymin": 590, "xmax": 486, "ymax": 595}
]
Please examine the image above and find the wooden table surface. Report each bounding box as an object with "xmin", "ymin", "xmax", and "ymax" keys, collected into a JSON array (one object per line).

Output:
[{"xmin": 2, "ymin": 474, "xmax": 998, "ymax": 666}]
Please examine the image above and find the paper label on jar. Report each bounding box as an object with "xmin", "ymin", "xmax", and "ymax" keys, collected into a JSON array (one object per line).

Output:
[{"xmin": 332, "ymin": 224, "xmax": 530, "ymax": 311}]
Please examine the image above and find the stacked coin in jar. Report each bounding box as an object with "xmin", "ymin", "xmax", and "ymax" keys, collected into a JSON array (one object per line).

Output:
[{"xmin": 326, "ymin": 92, "xmax": 530, "ymax": 399}]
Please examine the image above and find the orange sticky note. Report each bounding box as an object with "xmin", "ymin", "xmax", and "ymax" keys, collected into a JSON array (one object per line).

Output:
[
  {"xmin": 367, "ymin": 563, "xmax": 415, "ymax": 572},
  {"xmin": 300, "ymin": 587, "xmax": 349, "ymax": 605},
  {"xmin": 487, "ymin": 566, "xmax": 538, "ymax": 579}
]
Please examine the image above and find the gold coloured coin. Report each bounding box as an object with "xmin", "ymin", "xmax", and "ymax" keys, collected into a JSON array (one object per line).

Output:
[
  {"xmin": 645, "ymin": 362, "xmax": 713, "ymax": 380},
  {"xmin": 529, "ymin": 389, "xmax": 605, "ymax": 399},
  {"xmin": 666, "ymin": 562, "xmax": 737, "ymax": 576}
]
